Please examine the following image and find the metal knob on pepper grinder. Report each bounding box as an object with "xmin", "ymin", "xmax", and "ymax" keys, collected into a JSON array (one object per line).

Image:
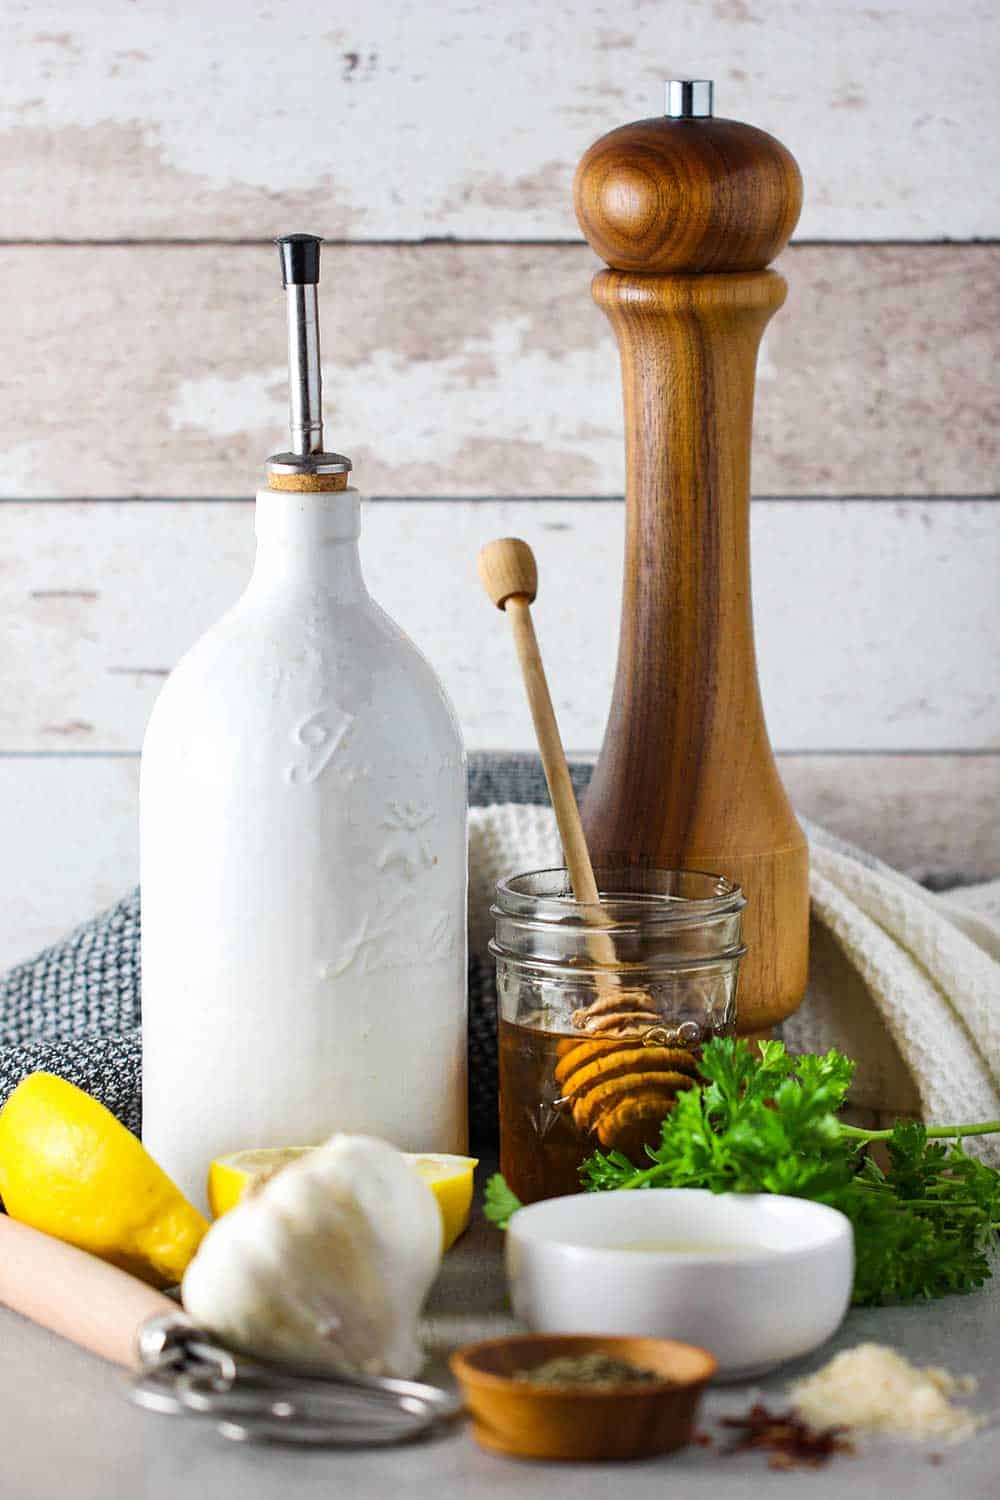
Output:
[{"xmin": 574, "ymin": 82, "xmax": 809, "ymax": 1033}]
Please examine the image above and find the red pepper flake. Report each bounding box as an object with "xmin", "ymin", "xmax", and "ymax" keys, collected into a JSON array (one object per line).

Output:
[
  {"xmin": 719, "ymin": 1402, "xmax": 855, "ymax": 1470},
  {"xmin": 693, "ymin": 1431, "xmax": 714, "ymax": 1447}
]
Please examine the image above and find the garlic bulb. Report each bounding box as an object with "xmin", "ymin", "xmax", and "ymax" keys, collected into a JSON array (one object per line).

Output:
[{"xmin": 181, "ymin": 1134, "xmax": 443, "ymax": 1378}]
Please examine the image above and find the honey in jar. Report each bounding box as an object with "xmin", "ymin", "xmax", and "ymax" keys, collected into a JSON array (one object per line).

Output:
[{"xmin": 491, "ymin": 867, "xmax": 747, "ymax": 1204}]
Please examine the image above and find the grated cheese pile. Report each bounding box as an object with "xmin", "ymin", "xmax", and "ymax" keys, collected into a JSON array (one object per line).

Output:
[{"xmin": 788, "ymin": 1343, "xmax": 982, "ymax": 1444}]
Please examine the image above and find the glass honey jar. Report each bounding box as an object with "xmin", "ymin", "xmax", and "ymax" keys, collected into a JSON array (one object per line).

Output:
[{"xmin": 491, "ymin": 867, "xmax": 746, "ymax": 1204}]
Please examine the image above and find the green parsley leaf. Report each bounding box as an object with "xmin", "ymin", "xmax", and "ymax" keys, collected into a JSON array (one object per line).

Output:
[
  {"xmin": 578, "ymin": 1037, "xmax": 1000, "ymax": 1306},
  {"xmin": 483, "ymin": 1172, "xmax": 523, "ymax": 1229}
]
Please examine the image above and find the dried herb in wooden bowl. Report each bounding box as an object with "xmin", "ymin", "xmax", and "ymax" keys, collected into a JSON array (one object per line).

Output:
[{"xmin": 513, "ymin": 1352, "xmax": 660, "ymax": 1388}]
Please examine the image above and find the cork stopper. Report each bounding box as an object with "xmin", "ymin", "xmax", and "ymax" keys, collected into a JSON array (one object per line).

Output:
[
  {"xmin": 574, "ymin": 82, "xmax": 802, "ymax": 275},
  {"xmin": 266, "ymin": 470, "xmax": 349, "ymax": 493}
]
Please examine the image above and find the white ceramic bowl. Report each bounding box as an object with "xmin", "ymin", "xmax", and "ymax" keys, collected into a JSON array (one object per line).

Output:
[{"xmin": 506, "ymin": 1189, "xmax": 854, "ymax": 1380}]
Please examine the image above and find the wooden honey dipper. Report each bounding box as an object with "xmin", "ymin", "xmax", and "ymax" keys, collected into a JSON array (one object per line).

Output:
[{"xmin": 478, "ymin": 537, "xmax": 698, "ymax": 1159}]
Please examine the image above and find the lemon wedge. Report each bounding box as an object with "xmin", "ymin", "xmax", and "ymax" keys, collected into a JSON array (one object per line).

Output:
[
  {"xmin": 208, "ymin": 1147, "xmax": 313, "ymax": 1218},
  {"xmin": 208, "ymin": 1146, "xmax": 478, "ymax": 1251},
  {"xmin": 0, "ymin": 1072, "xmax": 208, "ymax": 1288},
  {"xmin": 404, "ymin": 1152, "xmax": 479, "ymax": 1251}
]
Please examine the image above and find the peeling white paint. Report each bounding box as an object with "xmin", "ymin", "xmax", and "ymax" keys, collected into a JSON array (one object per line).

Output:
[
  {"xmin": 0, "ymin": 439, "xmax": 56, "ymax": 493},
  {"xmin": 3, "ymin": 1, "xmax": 998, "ymax": 238},
  {"xmin": 168, "ymin": 368, "xmax": 287, "ymax": 439},
  {"xmin": 165, "ymin": 321, "xmax": 621, "ymax": 472},
  {"xmin": 327, "ymin": 318, "xmax": 619, "ymax": 469},
  {"xmin": 756, "ymin": 330, "xmax": 778, "ymax": 383},
  {"xmin": 1, "ymin": 243, "xmax": 994, "ymax": 500}
]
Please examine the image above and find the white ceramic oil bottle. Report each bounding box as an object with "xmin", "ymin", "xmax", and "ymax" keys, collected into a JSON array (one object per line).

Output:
[{"xmin": 140, "ymin": 235, "xmax": 467, "ymax": 1207}]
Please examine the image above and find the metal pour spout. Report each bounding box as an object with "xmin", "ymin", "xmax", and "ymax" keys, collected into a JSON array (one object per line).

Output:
[
  {"xmin": 280, "ymin": 234, "xmax": 324, "ymax": 456},
  {"xmin": 266, "ymin": 234, "xmax": 351, "ymax": 489}
]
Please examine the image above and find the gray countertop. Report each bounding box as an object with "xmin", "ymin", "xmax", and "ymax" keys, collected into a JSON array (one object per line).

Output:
[{"xmin": 2, "ymin": 1197, "xmax": 998, "ymax": 1500}]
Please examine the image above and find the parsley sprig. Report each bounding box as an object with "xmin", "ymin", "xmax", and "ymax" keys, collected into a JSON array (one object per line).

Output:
[
  {"xmin": 482, "ymin": 1172, "xmax": 524, "ymax": 1231},
  {"xmin": 485, "ymin": 1038, "xmax": 1000, "ymax": 1306}
]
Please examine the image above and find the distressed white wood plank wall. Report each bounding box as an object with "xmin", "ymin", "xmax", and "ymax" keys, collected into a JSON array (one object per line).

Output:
[
  {"xmin": 1, "ymin": 245, "xmax": 997, "ymax": 498},
  {"xmin": 3, "ymin": 0, "xmax": 998, "ymax": 239},
  {"xmin": 4, "ymin": 500, "xmax": 997, "ymax": 753},
  {"xmin": 1, "ymin": 0, "xmax": 997, "ymax": 969}
]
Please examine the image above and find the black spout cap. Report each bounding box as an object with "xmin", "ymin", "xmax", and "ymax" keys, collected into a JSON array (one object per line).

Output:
[{"xmin": 276, "ymin": 233, "xmax": 322, "ymax": 287}]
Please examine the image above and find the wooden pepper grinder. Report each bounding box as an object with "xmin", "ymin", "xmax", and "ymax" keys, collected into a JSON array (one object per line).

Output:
[{"xmin": 575, "ymin": 80, "xmax": 809, "ymax": 1033}]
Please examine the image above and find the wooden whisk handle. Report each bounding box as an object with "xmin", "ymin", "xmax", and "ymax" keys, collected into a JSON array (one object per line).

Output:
[{"xmin": 0, "ymin": 1217, "xmax": 176, "ymax": 1369}]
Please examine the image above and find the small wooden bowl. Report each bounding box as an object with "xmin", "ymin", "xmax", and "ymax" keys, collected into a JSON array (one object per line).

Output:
[{"xmin": 449, "ymin": 1333, "xmax": 716, "ymax": 1461}]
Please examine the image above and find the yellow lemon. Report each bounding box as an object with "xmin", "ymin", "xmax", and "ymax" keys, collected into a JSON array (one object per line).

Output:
[
  {"xmin": 0, "ymin": 1072, "xmax": 207, "ymax": 1288},
  {"xmin": 208, "ymin": 1146, "xmax": 478, "ymax": 1250}
]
